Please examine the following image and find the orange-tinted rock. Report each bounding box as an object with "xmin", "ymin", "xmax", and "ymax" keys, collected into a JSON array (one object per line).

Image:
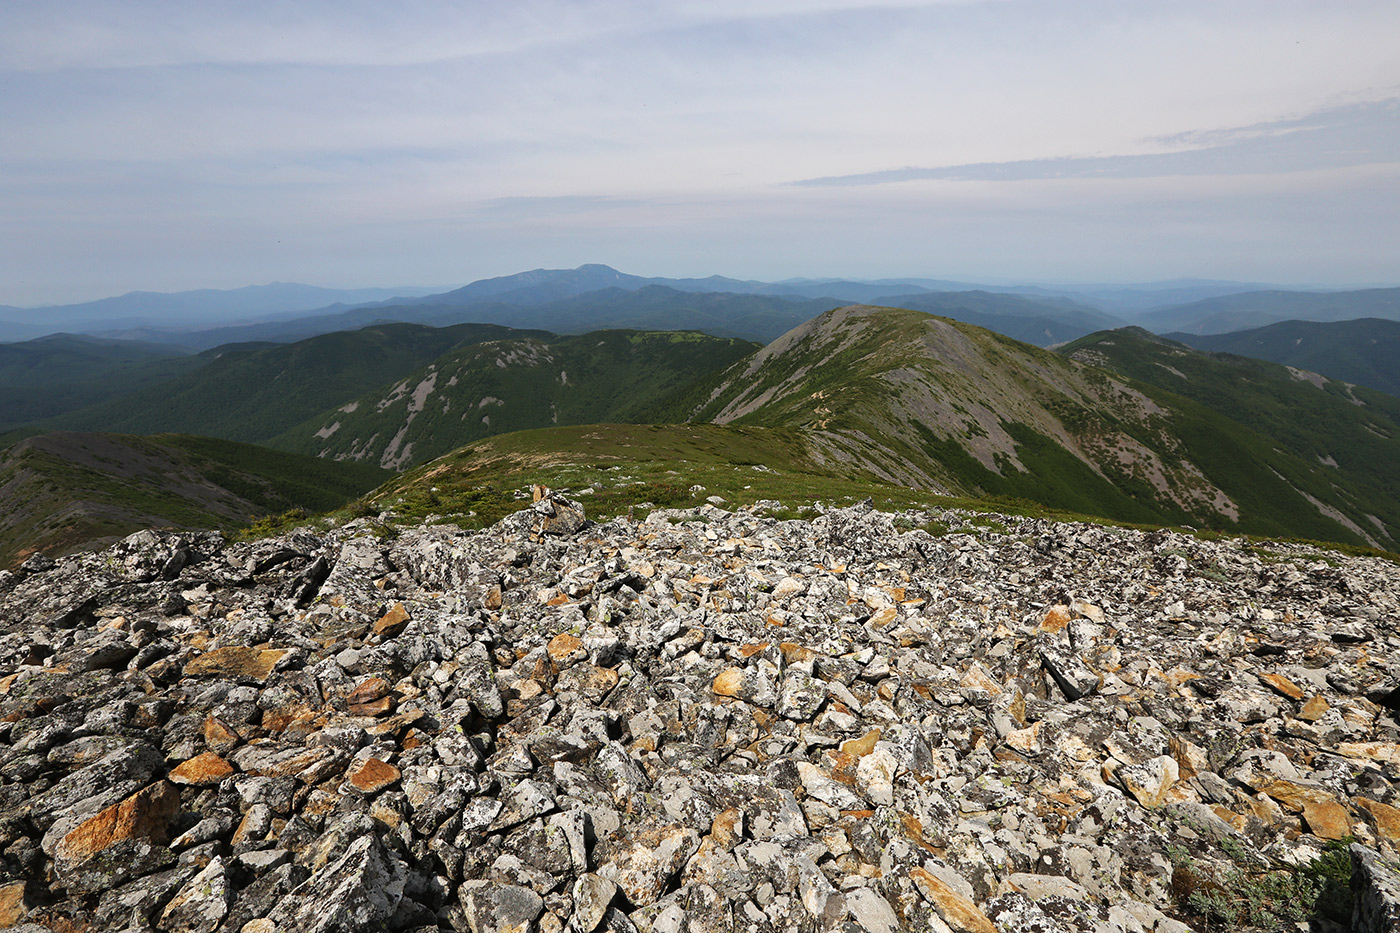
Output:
[
  {"xmin": 1357, "ymin": 797, "xmax": 1400, "ymax": 841},
  {"xmin": 958, "ymin": 664, "xmax": 1002, "ymax": 696},
  {"xmin": 710, "ymin": 808, "xmax": 743, "ymax": 849},
  {"xmin": 1259, "ymin": 671, "xmax": 1305, "ymax": 701},
  {"xmin": 1302, "ymin": 799, "xmax": 1354, "ymax": 840},
  {"xmin": 558, "ymin": 664, "xmax": 619, "ymax": 700},
  {"xmin": 184, "ymin": 646, "xmax": 287, "ymax": 681},
  {"xmin": 1336, "ymin": 742, "xmax": 1400, "ymax": 766},
  {"xmin": 261, "ymin": 703, "xmax": 317, "ymax": 734},
  {"xmin": 347, "ymin": 757, "xmax": 401, "ymax": 794},
  {"xmin": 373, "ymin": 602, "xmax": 411, "ymax": 637},
  {"xmin": 169, "ymin": 751, "xmax": 235, "ymax": 786},
  {"xmin": 868, "ymin": 607, "xmax": 898, "ymax": 629},
  {"xmin": 347, "ymin": 677, "xmax": 395, "ymax": 717},
  {"xmin": 55, "ymin": 781, "xmax": 179, "ymax": 864},
  {"xmin": 1038, "ymin": 604, "xmax": 1071, "ymax": 633},
  {"xmin": 910, "ymin": 867, "xmax": 998, "ymax": 933},
  {"xmin": 1298, "ymin": 694, "xmax": 1331, "ymax": 721},
  {"xmin": 203, "ymin": 715, "xmax": 241, "ymax": 754},
  {"xmin": 840, "ymin": 728, "xmax": 883, "ymax": 758},
  {"xmin": 1005, "ymin": 721, "xmax": 1042, "ymax": 753},
  {"xmin": 0, "ymin": 880, "xmax": 29, "ymax": 927},
  {"xmin": 348, "ymin": 676, "xmax": 390, "ymax": 704},
  {"xmin": 712, "ymin": 668, "xmax": 745, "ymax": 698},
  {"xmin": 779, "ymin": 642, "xmax": 815, "ymax": 664},
  {"xmin": 547, "ymin": 633, "xmax": 583, "ymax": 664}
]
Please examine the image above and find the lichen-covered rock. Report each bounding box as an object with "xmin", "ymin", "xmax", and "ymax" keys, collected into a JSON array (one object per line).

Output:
[{"xmin": 0, "ymin": 500, "xmax": 1395, "ymax": 929}]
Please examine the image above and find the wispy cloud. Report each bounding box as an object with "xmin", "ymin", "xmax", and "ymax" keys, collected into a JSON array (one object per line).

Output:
[{"xmin": 790, "ymin": 96, "xmax": 1400, "ymax": 187}]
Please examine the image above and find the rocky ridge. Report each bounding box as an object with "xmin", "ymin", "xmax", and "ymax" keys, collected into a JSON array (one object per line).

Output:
[{"xmin": 0, "ymin": 492, "xmax": 1398, "ymax": 931}]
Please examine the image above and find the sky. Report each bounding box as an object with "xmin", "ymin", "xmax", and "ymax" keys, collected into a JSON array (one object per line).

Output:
[{"xmin": 2, "ymin": 0, "xmax": 1398, "ymax": 306}]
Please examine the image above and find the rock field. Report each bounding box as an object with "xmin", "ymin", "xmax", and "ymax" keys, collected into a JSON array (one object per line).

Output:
[{"xmin": 1, "ymin": 491, "xmax": 1399, "ymax": 932}]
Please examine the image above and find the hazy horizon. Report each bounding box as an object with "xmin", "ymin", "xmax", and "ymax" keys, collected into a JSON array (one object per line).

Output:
[
  {"xmin": 5, "ymin": 265, "xmax": 1400, "ymax": 313},
  {"xmin": 4, "ymin": 1, "xmax": 1398, "ymax": 306}
]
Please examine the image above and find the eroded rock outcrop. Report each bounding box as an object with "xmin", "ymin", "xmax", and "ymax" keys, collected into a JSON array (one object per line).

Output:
[{"xmin": 0, "ymin": 492, "xmax": 1398, "ymax": 931}]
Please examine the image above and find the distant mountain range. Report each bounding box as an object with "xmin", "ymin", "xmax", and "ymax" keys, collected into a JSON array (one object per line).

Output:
[
  {"xmin": 1136, "ymin": 287, "xmax": 1400, "ymax": 335},
  {"xmin": 0, "ymin": 282, "xmax": 451, "ymax": 341},
  {"xmin": 5, "ymin": 265, "xmax": 1397, "ymax": 356},
  {"xmin": 1169, "ymin": 317, "xmax": 1400, "ymax": 397}
]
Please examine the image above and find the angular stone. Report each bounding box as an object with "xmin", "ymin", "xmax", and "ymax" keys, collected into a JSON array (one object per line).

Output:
[
  {"xmin": 840, "ymin": 728, "xmax": 882, "ymax": 758},
  {"xmin": 571, "ymin": 873, "xmax": 617, "ymax": 932},
  {"xmin": 910, "ymin": 867, "xmax": 998, "ymax": 933},
  {"xmin": 1259, "ymin": 671, "xmax": 1305, "ymax": 701},
  {"xmin": 460, "ymin": 881, "xmax": 544, "ymax": 933},
  {"xmin": 347, "ymin": 757, "xmax": 401, "ymax": 794},
  {"xmin": 169, "ymin": 751, "xmax": 235, "ymax": 786},
  {"xmin": 184, "ymin": 646, "xmax": 287, "ymax": 681},
  {"xmin": 1358, "ymin": 797, "xmax": 1400, "ymax": 841},
  {"xmin": 55, "ymin": 780, "xmax": 180, "ymax": 866},
  {"xmin": 1039, "ymin": 645, "xmax": 1099, "ymax": 701},
  {"xmin": 1299, "ymin": 693, "xmax": 1331, "ymax": 721},
  {"xmin": 1353, "ymin": 843, "xmax": 1400, "ymax": 933},
  {"xmin": 547, "ymin": 632, "xmax": 584, "ymax": 664},
  {"xmin": 598, "ymin": 824, "xmax": 700, "ymax": 907},
  {"xmin": 266, "ymin": 834, "xmax": 406, "ymax": 933},
  {"xmin": 845, "ymin": 886, "xmax": 900, "ymax": 933},
  {"xmin": 0, "ymin": 880, "xmax": 31, "ymax": 927},
  {"xmin": 1113, "ymin": 755, "xmax": 1179, "ymax": 809},
  {"xmin": 347, "ymin": 676, "xmax": 395, "ymax": 717},
  {"xmin": 159, "ymin": 856, "xmax": 231, "ymax": 933},
  {"xmin": 797, "ymin": 761, "xmax": 865, "ymax": 810},
  {"xmin": 372, "ymin": 602, "xmax": 411, "ymax": 637}
]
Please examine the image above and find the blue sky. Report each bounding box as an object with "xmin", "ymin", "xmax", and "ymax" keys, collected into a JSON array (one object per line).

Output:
[{"xmin": 2, "ymin": 1, "xmax": 1398, "ymax": 305}]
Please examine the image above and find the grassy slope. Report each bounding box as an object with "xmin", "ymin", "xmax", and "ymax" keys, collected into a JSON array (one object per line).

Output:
[
  {"xmin": 1058, "ymin": 328, "xmax": 1400, "ymax": 544},
  {"xmin": 51, "ymin": 322, "xmax": 543, "ymax": 442},
  {"xmin": 272, "ymin": 330, "xmax": 759, "ymax": 470},
  {"xmin": 1172, "ymin": 318, "xmax": 1400, "ymax": 397},
  {"xmin": 0, "ymin": 431, "xmax": 388, "ymax": 567},
  {"xmin": 360, "ymin": 422, "xmax": 1143, "ymax": 533}
]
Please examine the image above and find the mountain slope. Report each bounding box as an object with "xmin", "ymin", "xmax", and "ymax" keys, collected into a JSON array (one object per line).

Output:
[
  {"xmin": 1057, "ymin": 327, "xmax": 1400, "ymax": 543},
  {"xmin": 52, "ymin": 322, "xmax": 544, "ymax": 442},
  {"xmin": 0, "ymin": 432, "xmax": 389, "ymax": 566},
  {"xmin": 1138, "ymin": 287, "xmax": 1400, "ymax": 335},
  {"xmin": 274, "ymin": 330, "xmax": 758, "ymax": 470},
  {"xmin": 689, "ymin": 305, "xmax": 1398, "ymax": 547},
  {"xmin": 1169, "ymin": 317, "xmax": 1400, "ymax": 396},
  {"xmin": 0, "ymin": 334, "xmax": 200, "ymax": 428}
]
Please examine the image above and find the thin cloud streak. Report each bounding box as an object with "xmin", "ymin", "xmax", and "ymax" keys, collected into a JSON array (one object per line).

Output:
[{"xmin": 790, "ymin": 97, "xmax": 1400, "ymax": 186}]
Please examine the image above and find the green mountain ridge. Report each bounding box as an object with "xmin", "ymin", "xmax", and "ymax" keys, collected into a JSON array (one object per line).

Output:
[
  {"xmin": 50, "ymin": 322, "xmax": 546, "ymax": 442},
  {"xmin": 681, "ymin": 306, "xmax": 1398, "ymax": 547},
  {"xmin": 274, "ymin": 329, "xmax": 759, "ymax": 470},
  {"xmin": 1169, "ymin": 317, "xmax": 1400, "ymax": 397},
  {"xmin": 0, "ymin": 334, "xmax": 201, "ymax": 429},
  {"xmin": 12, "ymin": 303, "xmax": 1400, "ymax": 560},
  {"xmin": 0, "ymin": 432, "xmax": 389, "ymax": 567}
]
